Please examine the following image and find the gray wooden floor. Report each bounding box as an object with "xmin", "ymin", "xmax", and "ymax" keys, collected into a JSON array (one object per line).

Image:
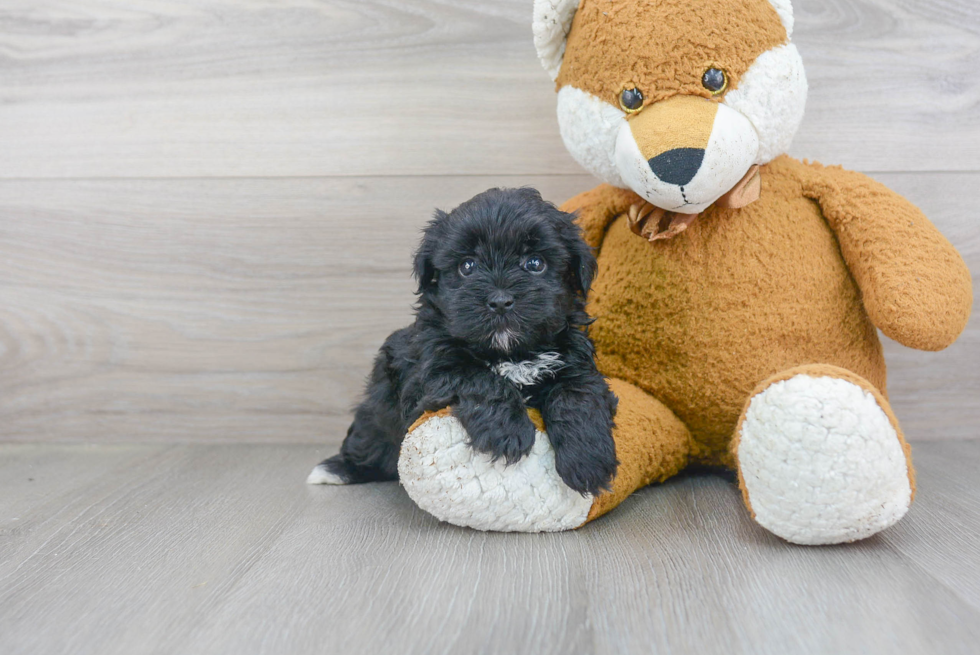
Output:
[
  {"xmin": 2, "ymin": 440, "xmax": 979, "ymax": 655},
  {"xmin": 1, "ymin": 1, "xmax": 978, "ymax": 654}
]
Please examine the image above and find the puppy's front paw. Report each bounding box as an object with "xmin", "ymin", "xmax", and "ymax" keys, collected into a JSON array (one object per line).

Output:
[
  {"xmin": 541, "ymin": 387, "xmax": 618, "ymax": 496},
  {"xmin": 554, "ymin": 444, "xmax": 618, "ymax": 497},
  {"xmin": 456, "ymin": 399, "xmax": 536, "ymax": 465},
  {"xmin": 549, "ymin": 417, "xmax": 618, "ymax": 496}
]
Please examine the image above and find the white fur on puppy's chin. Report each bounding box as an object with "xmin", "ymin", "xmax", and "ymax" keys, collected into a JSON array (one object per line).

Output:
[
  {"xmin": 398, "ymin": 414, "xmax": 593, "ymax": 532},
  {"xmin": 492, "ymin": 329, "xmax": 517, "ymax": 353},
  {"xmin": 615, "ymin": 103, "xmax": 759, "ymax": 213},
  {"xmin": 737, "ymin": 375, "xmax": 912, "ymax": 545},
  {"xmin": 724, "ymin": 44, "xmax": 808, "ymax": 164}
]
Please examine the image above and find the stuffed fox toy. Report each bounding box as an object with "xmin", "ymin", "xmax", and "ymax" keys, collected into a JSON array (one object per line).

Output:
[{"xmin": 397, "ymin": 0, "xmax": 973, "ymax": 544}]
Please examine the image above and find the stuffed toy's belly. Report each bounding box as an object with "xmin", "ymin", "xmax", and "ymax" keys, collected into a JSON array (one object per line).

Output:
[{"xmin": 587, "ymin": 174, "xmax": 886, "ymax": 466}]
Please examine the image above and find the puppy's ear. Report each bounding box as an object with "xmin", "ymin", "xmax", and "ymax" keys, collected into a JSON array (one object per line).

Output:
[
  {"xmin": 413, "ymin": 210, "xmax": 447, "ymax": 294},
  {"xmin": 555, "ymin": 209, "xmax": 598, "ymax": 298}
]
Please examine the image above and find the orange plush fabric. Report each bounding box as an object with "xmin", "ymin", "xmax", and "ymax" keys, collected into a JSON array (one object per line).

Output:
[
  {"xmin": 802, "ymin": 164, "xmax": 973, "ymax": 351},
  {"xmin": 557, "ymin": 0, "xmax": 788, "ymax": 108},
  {"xmin": 563, "ymin": 155, "xmax": 972, "ymax": 472},
  {"xmin": 561, "ymin": 183, "xmax": 640, "ymax": 250},
  {"xmin": 585, "ymin": 378, "xmax": 694, "ymax": 522}
]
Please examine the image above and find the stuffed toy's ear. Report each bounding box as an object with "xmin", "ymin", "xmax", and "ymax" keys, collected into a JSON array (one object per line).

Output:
[
  {"xmin": 413, "ymin": 210, "xmax": 448, "ymax": 294},
  {"xmin": 532, "ymin": 0, "xmax": 581, "ymax": 81}
]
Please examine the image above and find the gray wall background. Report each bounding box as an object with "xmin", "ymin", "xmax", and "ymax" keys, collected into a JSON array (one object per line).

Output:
[{"xmin": 0, "ymin": 0, "xmax": 976, "ymax": 444}]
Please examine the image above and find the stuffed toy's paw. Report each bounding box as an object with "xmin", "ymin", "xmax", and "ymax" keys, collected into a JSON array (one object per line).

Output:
[
  {"xmin": 734, "ymin": 366, "xmax": 915, "ymax": 545},
  {"xmin": 398, "ymin": 409, "xmax": 594, "ymax": 532}
]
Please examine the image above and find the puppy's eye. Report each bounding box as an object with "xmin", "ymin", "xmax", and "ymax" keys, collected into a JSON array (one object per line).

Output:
[
  {"xmin": 702, "ymin": 68, "xmax": 728, "ymax": 95},
  {"xmin": 522, "ymin": 256, "xmax": 546, "ymax": 274},
  {"xmin": 619, "ymin": 87, "xmax": 644, "ymax": 114},
  {"xmin": 458, "ymin": 258, "xmax": 477, "ymax": 277}
]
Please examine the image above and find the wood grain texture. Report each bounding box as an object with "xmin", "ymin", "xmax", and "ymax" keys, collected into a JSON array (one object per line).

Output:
[
  {"xmin": 1, "ymin": 440, "xmax": 979, "ymax": 655},
  {"xmin": 0, "ymin": 0, "xmax": 978, "ymax": 178},
  {"xmin": 0, "ymin": 175, "xmax": 594, "ymax": 443},
  {"xmin": 0, "ymin": 173, "xmax": 974, "ymax": 444}
]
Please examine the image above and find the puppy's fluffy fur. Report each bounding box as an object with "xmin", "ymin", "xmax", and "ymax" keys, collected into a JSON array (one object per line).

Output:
[{"xmin": 312, "ymin": 188, "xmax": 618, "ymax": 495}]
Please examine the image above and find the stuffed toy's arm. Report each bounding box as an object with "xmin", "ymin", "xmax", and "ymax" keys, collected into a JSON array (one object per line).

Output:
[
  {"xmin": 804, "ymin": 163, "xmax": 973, "ymax": 351},
  {"xmin": 561, "ymin": 184, "xmax": 641, "ymax": 252}
]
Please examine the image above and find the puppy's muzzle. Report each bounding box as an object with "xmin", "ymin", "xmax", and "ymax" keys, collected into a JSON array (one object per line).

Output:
[{"xmin": 487, "ymin": 290, "xmax": 515, "ymax": 315}]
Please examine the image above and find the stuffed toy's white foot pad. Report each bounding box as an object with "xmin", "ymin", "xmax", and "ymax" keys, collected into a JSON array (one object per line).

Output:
[
  {"xmin": 398, "ymin": 413, "xmax": 593, "ymax": 532},
  {"xmin": 737, "ymin": 374, "xmax": 912, "ymax": 545}
]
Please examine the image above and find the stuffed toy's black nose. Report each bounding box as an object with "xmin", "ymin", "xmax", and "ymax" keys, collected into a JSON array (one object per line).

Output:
[
  {"xmin": 487, "ymin": 291, "xmax": 515, "ymax": 315},
  {"xmin": 648, "ymin": 148, "xmax": 705, "ymax": 186}
]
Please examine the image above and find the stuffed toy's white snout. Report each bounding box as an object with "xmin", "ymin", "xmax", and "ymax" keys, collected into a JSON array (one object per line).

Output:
[{"xmin": 613, "ymin": 96, "xmax": 760, "ymax": 214}]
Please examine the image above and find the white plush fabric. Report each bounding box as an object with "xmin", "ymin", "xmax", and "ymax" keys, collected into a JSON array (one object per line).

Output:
[
  {"xmin": 398, "ymin": 414, "xmax": 593, "ymax": 532},
  {"xmin": 723, "ymin": 44, "xmax": 808, "ymax": 165},
  {"xmin": 532, "ymin": 0, "xmax": 581, "ymax": 80},
  {"xmin": 491, "ymin": 328, "xmax": 518, "ymax": 353},
  {"xmin": 737, "ymin": 375, "xmax": 912, "ymax": 545},
  {"xmin": 556, "ymin": 85, "xmax": 628, "ymax": 189}
]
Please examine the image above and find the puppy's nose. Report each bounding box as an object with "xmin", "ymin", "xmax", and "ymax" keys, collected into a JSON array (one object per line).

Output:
[
  {"xmin": 648, "ymin": 148, "xmax": 705, "ymax": 186},
  {"xmin": 487, "ymin": 291, "xmax": 515, "ymax": 315}
]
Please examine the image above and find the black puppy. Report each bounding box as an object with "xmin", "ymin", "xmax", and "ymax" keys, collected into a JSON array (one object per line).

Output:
[{"xmin": 308, "ymin": 188, "xmax": 618, "ymax": 495}]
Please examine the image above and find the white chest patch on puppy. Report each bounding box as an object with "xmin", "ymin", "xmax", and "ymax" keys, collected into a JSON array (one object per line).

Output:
[{"xmin": 492, "ymin": 352, "xmax": 565, "ymax": 388}]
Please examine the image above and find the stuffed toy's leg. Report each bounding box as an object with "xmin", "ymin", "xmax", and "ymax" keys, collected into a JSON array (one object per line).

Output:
[
  {"xmin": 732, "ymin": 364, "xmax": 916, "ymax": 546},
  {"xmin": 398, "ymin": 379, "xmax": 692, "ymax": 532}
]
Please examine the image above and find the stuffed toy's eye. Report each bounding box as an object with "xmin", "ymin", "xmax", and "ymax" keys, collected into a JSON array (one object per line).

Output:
[
  {"xmin": 459, "ymin": 258, "xmax": 477, "ymax": 277},
  {"xmin": 619, "ymin": 87, "xmax": 645, "ymax": 113},
  {"xmin": 522, "ymin": 256, "xmax": 546, "ymax": 274},
  {"xmin": 702, "ymin": 68, "xmax": 728, "ymax": 95}
]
